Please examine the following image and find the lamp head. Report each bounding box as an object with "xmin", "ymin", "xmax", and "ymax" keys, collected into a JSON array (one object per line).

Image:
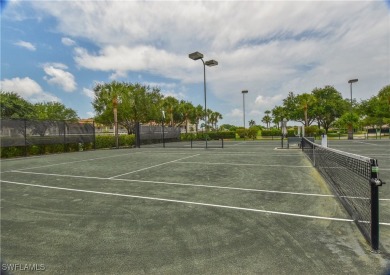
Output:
[
  {"xmin": 348, "ymin": 79, "xmax": 358, "ymax": 84},
  {"xmin": 189, "ymin": 51, "xmax": 204, "ymax": 60},
  {"xmin": 205, "ymin": 60, "xmax": 218, "ymax": 66}
]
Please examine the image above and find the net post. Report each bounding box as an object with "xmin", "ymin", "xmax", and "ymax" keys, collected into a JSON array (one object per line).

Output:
[
  {"xmin": 162, "ymin": 122, "xmax": 165, "ymax": 148},
  {"xmin": 206, "ymin": 135, "xmax": 208, "ymax": 149},
  {"xmin": 222, "ymin": 138, "xmax": 224, "ymax": 148},
  {"xmin": 312, "ymin": 141, "xmax": 316, "ymax": 167},
  {"xmin": 191, "ymin": 138, "xmax": 193, "ymax": 149},
  {"xmin": 370, "ymin": 159, "xmax": 380, "ymax": 252}
]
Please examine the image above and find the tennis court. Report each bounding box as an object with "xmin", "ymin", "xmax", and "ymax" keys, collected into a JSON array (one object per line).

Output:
[{"xmin": 1, "ymin": 140, "xmax": 389, "ymax": 274}]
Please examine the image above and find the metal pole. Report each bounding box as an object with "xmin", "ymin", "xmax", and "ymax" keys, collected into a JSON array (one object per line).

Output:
[
  {"xmin": 202, "ymin": 59, "xmax": 207, "ymax": 132},
  {"xmin": 162, "ymin": 118, "xmax": 165, "ymax": 148},
  {"xmin": 243, "ymin": 93, "xmax": 246, "ymax": 129}
]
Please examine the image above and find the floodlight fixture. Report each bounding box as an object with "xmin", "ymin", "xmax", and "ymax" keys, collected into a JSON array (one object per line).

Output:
[
  {"xmin": 189, "ymin": 51, "xmax": 204, "ymax": 60},
  {"xmin": 205, "ymin": 60, "xmax": 218, "ymax": 66}
]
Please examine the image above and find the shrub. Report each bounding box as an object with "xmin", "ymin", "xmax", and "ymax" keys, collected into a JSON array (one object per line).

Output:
[
  {"xmin": 236, "ymin": 128, "xmax": 247, "ymax": 138},
  {"xmin": 247, "ymin": 127, "xmax": 258, "ymax": 140},
  {"xmin": 261, "ymin": 128, "xmax": 282, "ymax": 136}
]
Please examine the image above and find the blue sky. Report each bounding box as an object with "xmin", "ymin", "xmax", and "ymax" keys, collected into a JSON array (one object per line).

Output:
[{"xmin": 1, "ymin": 0, "xmax": 389, "ymax": 127}]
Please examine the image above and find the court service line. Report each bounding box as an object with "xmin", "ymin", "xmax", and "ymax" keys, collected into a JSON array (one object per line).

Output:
[
  {"xmin": 9, "ymin": 170, "xmax": 390, "ymax": 201},
  {"xmin": 352, "ymin": 141, "xmax": 380, "ymax": 146},
  {"xmin": 7, "ymin": 170, "xmax": 334, "ymax": 198},
  {"xmin": 0, "ymin": 180, "xmax": 358, "ymax": 223},
  {"xmin": 11, "ymin": 152, "xmax": 138, "ymax": 172},
  {"xmin": 108, "ymin": 154, "xmax": 200, "ymax": 179},
  {"xmin": 180, "ymin": 161, "xmax": 312, "ymax": 168}
]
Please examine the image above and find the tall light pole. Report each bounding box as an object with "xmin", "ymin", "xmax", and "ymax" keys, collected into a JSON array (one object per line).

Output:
[
  {"xmin": 348, "ymin": 78, "xmax": 358, "ymax": 140},
  {"xmin": 242, "ymin": 90, "xmax": 248, "ymax": 128},
  {"xmin": 189, "ymin": 51, "xmax": 218, "ymax": 132}
]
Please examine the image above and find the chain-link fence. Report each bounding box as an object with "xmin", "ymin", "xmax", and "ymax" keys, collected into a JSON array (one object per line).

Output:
[{"xmin": 0, "ymin": 119, "xmax": 95, "ymax": 156}]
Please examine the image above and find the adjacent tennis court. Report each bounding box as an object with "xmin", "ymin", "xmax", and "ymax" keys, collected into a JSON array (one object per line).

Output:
[{"xmin": 1, "ymin": 140, "xmax": 389, "ymax": 274}]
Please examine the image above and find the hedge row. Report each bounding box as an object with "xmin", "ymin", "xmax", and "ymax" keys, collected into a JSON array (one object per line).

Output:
[
  {"xmin": 0, "ymin": 143, "xmax": 93, "ymax": 158},
  {"xmin": 95, "ymin": 134, "xmax": 135, "ymax": 149},
  {"xmin": 181, "ymin": 131, "xmax": 235, "ymax": 141},
  {"xmin": 261, "ymin": 129, "xmax": 296, "ymax": 137},
  {"xmin": 0, "ymin": 135, "xmax": 136, "ymax": 158}
]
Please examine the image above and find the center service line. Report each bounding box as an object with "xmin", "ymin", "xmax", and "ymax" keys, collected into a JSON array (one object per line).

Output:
[{"xmin": 109, "ymin": 154, "xmax": 200, "ymax": 179}]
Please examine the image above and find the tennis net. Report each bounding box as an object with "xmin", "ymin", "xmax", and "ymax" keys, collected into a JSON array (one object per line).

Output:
[{"xmin": 301, "ymin": 137, "xmax": 385, "ymax": 251}]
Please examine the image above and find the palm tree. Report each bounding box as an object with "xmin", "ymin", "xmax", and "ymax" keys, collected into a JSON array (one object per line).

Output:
[
  {"xmin": 162, "ymin": 96, "xmax": 179, "ymax": 127},
  {"xmin": 192, "ymin": 104, "xmax": 204, "ymax": 132},
  {"xmin": 249, "ymin": 119, "xmax": 256, "ymax": 127},
  {"xmin": 262, "ymin": 110, "xmax": 272, "ymax": 129},
  {"xmin": 297, "ymin": 93, "xmax": 316, "ymax": 127},
  {"xmin": 209, "ymin": 111, "xmax": 223, "ymax": 130},
  {"xmin": 178, "ymin": 100, "xmax": 195, "ymax": 133}
]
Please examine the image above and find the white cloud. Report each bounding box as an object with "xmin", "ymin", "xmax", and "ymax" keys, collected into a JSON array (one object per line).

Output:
[
  {"xmin": 0, "ymin": 77, "xmax": 59, "ymax": 102},
  {"xmin": 3, "ymin": 1, "xmax": 389, "ymax": 126},
  {"xmin": 14, "ymin": 40, "xmax": 36, "ymax": 51},
  {"xmin": 225, "ymin": 108, "xmax": 242, "ymax": 119},
  {"xmin": 61, "ymin": 37, "xmax": 76, "ymax": 46},
  {"xmin": 82, "ymin": 87, "xmax": 95, "ymax": 100},
  {"xmin": 73, "ymin": 45, "xmax": 191, "ymax": 81},
  {"xmin": 43, "ymin": 63, "xmax": 77, "ymax": 92},
  {"xmin": 255, "ymin": 95, "xmax": 284, "ymax": 108}
]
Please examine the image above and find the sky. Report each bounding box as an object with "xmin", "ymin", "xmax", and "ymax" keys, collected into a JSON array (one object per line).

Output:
[{"xmin": 1, "ymin": 0, "xmax": 389, "ymax": 127}]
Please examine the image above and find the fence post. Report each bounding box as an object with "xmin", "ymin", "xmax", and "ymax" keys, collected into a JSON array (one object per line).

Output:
[
  {"xmin": 93, "ymin": 121, "xmax": 96, "ymax": 150},
  {"xmin": 135, "ymin": 122, "xmax": 141, "ymax": 148},
  {"xmin": 63, "ymin": 121, "xmax": 66, "ymax": 153},
  {"xmin": 24, "ymin": 119, "xmax": 27, "ymax": 157}
]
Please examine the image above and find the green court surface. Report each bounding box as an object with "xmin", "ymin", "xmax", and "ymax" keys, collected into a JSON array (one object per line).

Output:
[{"xmin": 1, "ymin": 140, "xmax": 389, "ymax": 274}]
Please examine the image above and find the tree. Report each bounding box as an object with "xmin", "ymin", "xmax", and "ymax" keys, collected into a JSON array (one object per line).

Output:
[
  {"xmin": 296, "ymin": 93, "xmax": 316, "ymax": 127},
  {"xmin": 261, "ymin": 110, "xmax": 272, "ymax": 129},
  {"xmin": 0, "ymin": 91, "xmax": 34, "ymax": 119},
  {"xmin": 271, "ymin": 106, "xmax": 287, "ymax": 129},
  {"xmin": 248, "ymin": 119, "xmax": 256, "ymax": 127},
  {"xmin": 32, "ymin": 102, "xmax": 79, "ymax": 121},
  {"xmin": 162, "ymin": 96, "xmax": 179, "ymax": 127},
  {"xmin": 29, "ymin": 102, "xmax": 79, "ymax": 137},
  {"xmin": 311, "ymin": 86, "xmax": 348, "ymax": 133},
  {"xmin": 360, "ymin": 85, "xmax": 390, "ymax": 127},
  {"xmin": 178, "ymin": 100, "xmax": 195, "ymax": 133},
  {"xmin": 282, "ymin": 92, "xmax": 315, "ymax": 126},
  {"xmin": 191, "ymin": 104, "xmax": 204, "ymax": 132},
  {"xmin": 220, "ymin": 124, "xmax": 237, "ymax": 131},
  {"xmin": 334, "ymin": 112, "xmax": 360, "ymax": 130},
  {"xmin": 209, "ymin": 111, "xmax": 223, "ymax": 130},
  {"xmin": 93, "ymin": 81, "xmax": 163, "ymax": 134}
]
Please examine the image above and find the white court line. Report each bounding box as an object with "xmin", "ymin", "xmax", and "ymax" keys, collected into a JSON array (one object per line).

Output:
[
  {"xmin": 8, "ymin": 170, "xmax": 390, "ymax": 201},
  {"xmin": 11, "ymin": 152, "xmax": 136, "ymax": 172},
  {"xmin": 108, "ymin": 154, "xmax": 200, "ymax": 179},
  {"xmin": 352, "ymin": 141, "xmax": 381, "ymax": 146},
  {"xmin": 0, "ymin": 180, "xmax": 357, "ymax": 223},
  {"xmin": 8, "ymin": 170, "xmax": 336, "ymax": 198},
  {"xmin": 180, "ymin": 161, "xmax": 312, "ymax": 168}
]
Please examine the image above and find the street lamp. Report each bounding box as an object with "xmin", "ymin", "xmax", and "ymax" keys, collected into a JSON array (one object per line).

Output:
[
  {"xmin": 348, "ymin": 78, "xmax": 358, "ymax": 140},
  {"xmin": 189, "ymin": 51, "xmax": 218, "ymax": 132},
  {"xmin": 242, "ymin": 90, "xmax": 248, "ymax": 129}
]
